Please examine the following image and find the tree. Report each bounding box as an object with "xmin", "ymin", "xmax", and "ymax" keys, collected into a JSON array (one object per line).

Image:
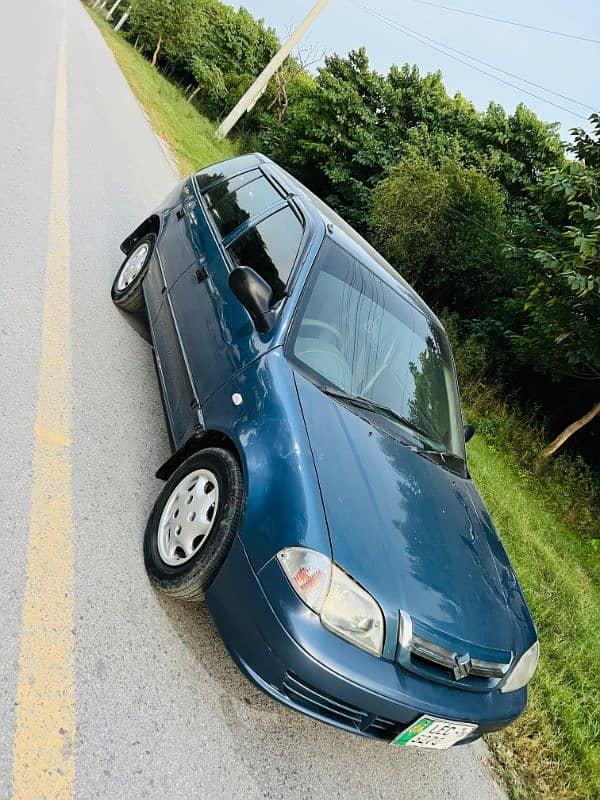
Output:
[
  {"xmin": 128, "ymin": 0, "xmax": 205, "ymax": 69},
  {"xmin": 187, "ymin": 58, "xmax": 225, "ymax": 105},
  {"xmin": 510, "ymin": 114, "xmax": 600, "ymax": 456},
  {"xmin": 480, "ymin": 102, "xmax": 564, "ymax": 201},
  {"xmin": 265, "ymin": 48, "xmax": 389, "ymax": 231},
  {"xmin": 127, "ymin": 0, "xmax": 279, "ymax": 120},
  {"xmin": 266, "ymin": 35, "xmax": 326, "ymax": 124},
  {"xmin": 260, "ymin": 49, "xmax": 564, "ymax": 236},
  {"xmin": 370, "ymin": 156, "xmax": 509, "ymax": 317}
]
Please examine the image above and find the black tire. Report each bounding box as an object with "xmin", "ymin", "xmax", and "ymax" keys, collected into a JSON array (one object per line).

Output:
[
  {"xmin": 111, "ymin": 234, "xmax": 155, "ymax": 312},
  {"xmin": 144, "ymin": 448, "xmax": 245, "ymax": 602}
]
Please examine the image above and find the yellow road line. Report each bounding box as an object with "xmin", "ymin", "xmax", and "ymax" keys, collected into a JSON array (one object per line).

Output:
[{"xmin": 11, "ymin": 25, "xmax": 75, "ymax": 800}]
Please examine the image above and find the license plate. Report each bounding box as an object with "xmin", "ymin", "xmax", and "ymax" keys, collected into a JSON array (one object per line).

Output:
[{"xmin": 391, "ymin": 715, "xmax": 477, "ymax": 749}]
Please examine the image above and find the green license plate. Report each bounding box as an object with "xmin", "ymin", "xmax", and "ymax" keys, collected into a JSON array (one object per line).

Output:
[{"xmin": 391, "ymin": 716, "xmax": 478, "ymax": 749}]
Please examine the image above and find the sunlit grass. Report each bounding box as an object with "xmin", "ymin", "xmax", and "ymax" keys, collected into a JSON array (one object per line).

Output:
[
  {"xmin": 469, "ymin": 437, "xmax": 600, "ymax": 800},
  {"xmin": 88, "ymin": 10, "xmax": 238, "ymax": 176}
]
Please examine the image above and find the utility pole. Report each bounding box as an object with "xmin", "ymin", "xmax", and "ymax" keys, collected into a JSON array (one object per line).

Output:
[
  {"xmin": 114, "ymin": 6, "xmax": 131, "ymax": 31},
  {"xmin": 215, "ymin": 0, "xmax": 332, "ymax": 139},
  {"xmin": 106, "ymin": 0, "xmax": 124, "ymax": 21}
]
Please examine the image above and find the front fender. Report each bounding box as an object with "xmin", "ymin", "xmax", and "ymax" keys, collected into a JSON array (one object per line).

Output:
[{"xmin": 201, "ymin": 348, "xmax": 332, "ymax": 571}]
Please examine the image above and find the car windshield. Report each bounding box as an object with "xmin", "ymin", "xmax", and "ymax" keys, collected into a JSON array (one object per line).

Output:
[{"xmin": 289, "ymin": 238, "xmax": 465, "ymax": 460}]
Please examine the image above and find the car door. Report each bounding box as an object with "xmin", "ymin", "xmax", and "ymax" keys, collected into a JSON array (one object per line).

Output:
[
  {"xmin": 142, "ymin": 181, "xmax": 198, "ymax": 326},
  {"xmin": 169, "ymin": 173, "xmax": 305, "ymax": 405},
  {"xmin": 156, "ymin": 180, "xmax": 200, "ymax": 289},
  {"xmin": 140, "ymin": 182, "xmax": 200, "ymax": 446}
]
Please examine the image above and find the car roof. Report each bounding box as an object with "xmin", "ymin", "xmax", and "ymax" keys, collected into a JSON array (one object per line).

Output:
[
  {"xmin": 195, "ymin": 153, "xmax": 442, "ymax": 327},
  {"xmin": 257, "ymin": 155, "xmax": 441, "ymax": 326}
]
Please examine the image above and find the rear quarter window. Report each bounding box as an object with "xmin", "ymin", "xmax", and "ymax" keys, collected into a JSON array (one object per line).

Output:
[
  {"xmin": 194, "ymin": 154, "xmax": 263, "ymax": 189},
  {"xmin": 204, "ymin": 171, "xmax": 283, "ymax": 238}
]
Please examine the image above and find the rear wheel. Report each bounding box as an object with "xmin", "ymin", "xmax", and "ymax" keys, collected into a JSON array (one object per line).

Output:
[
  {"xmin": 111, "ymin": 234, "xmax": 155, "ymax": 312},
  {"xmin": 143, "ymin": 448, "xmax": 244, "ymax": 602}
]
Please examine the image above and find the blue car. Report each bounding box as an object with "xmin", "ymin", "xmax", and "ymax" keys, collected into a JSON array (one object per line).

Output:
[{"xmin": 112, "ymin": 153, "xmax": 538, "ymax": 749}]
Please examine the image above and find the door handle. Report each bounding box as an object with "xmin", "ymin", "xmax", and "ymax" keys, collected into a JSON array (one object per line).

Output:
[
  {"xmin": 195, "ymin": 266, "xmax": 209, "ymax": 283},
  {"xmin": 177, "ymin": 199, "xmax": 197, "ymax": 220}
]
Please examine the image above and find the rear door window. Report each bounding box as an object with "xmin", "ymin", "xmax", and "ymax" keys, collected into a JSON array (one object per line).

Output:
[
  {"xmin": 204, "ymin": 171, "xmax": 283, "ymax": 238},
  {"xmin": 228, "ymin": 207, "xmax": 304, "ymax": 304}
]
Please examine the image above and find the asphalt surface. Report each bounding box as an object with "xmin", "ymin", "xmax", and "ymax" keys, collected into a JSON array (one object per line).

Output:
[{"xmin": 0, "ymin": 2, "xmax": 509, "ymax": 798}]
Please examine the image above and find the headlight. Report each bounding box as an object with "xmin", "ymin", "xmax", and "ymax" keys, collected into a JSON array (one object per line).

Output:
[
  {"xmin": 277, "ymin": 548, "xmax": 385, "ymax": 656},
  {"xmin": 500, "ymin": 640, "xmax": 539, "ymax": 693},
  {"xmin": 321, "ymin": 565, "xmax": 385, "ymax": 655}
]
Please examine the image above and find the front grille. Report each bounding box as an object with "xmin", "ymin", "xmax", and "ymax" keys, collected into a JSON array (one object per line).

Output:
[
  {"xmin": 281, "ymin": 673, "xmax": 401, "ymax": 739},
  {"xmin": 411, "ymin": 635, "xmax": 509, "ymax": 680},
  {"xmin": 398, "ymin": 611, "xmax": 512, "ymax": 691},
  {"xmin": 364, "ymin": 715, "xmax": 398, "ymax": 738}
]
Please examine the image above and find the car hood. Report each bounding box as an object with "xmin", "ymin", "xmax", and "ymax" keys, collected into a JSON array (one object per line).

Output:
[{"xmin": 294, "ymin": 372, "xmax": 520, "ymax": 653}]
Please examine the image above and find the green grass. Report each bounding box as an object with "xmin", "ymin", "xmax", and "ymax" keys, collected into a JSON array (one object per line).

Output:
[
  {"xmin": 89, "ymin": 11, "xmax": 238, "ymax": 176},
  {"xmin": 469, "ymin": 438, "xmax": 600, "ymax": 800},
  {"xmin": 89, "ymin": 10, "xmax": 600, "ymax": 800}
]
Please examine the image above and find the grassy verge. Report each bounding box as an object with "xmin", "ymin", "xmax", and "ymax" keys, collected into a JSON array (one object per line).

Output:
[
  {"xmin": 469, "ymin": 437, "xmax": 600, "ymax": 800},
  {"xmin": 442, "ymin": 315, "xmax": 600, "ymax": 543},
  {"xmin": 88, "ymin": 10, "xmax": 238, "ymax": 176},
  {"xmin": 89, "ymin": 10, "xmax": 600, "ymax": 800}
]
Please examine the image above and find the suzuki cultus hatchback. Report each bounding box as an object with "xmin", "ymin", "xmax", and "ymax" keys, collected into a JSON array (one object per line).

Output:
[{"xmin": 112, "ymin": 153, "xmax": 538, "ymax": 749}]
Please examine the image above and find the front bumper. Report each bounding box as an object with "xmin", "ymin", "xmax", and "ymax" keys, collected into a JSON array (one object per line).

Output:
[{"xmin": 205, "ymin": 537, "xmax": 526, "ymax": 743}]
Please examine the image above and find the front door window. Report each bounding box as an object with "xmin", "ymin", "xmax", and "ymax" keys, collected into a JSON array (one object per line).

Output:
[{"xmin": 228, "ymin": 207, "xmax": 304, "ymax": 304}]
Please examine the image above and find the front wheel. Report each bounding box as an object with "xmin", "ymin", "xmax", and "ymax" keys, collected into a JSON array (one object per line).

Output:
[
  {"xmin": 111, "ymin": 234, "xmax": 155, "ymax": 312},
  {"xmin": 144, "ymin": 448, "xmax": 245, "ymax": 602}
]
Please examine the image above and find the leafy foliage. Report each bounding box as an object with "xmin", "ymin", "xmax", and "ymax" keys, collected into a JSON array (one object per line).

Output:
[
  {"xmin": 127, "ymin": 0, "xmax": 278, "ymax": 114},
  {"xmin": 370, "ymin": 156, "xmax": 509, "ymax": 315},
  {"xmin": 128, "ymin": 0, "xmax": 206, "ymax": 67},
  {"xmin": 260, "ymin": 49, "xmax": 564, "ymax": 233},
  {"xmin": 261, "ymin": 49, "xmax": 389, "ymax": 230},
  {"xmin": 510, "ymin": 115, "xmax": 600, "ymax": 382},
  {"xmin": 189, "ymin": 58, "xmax": 226, "ymax": 103}
]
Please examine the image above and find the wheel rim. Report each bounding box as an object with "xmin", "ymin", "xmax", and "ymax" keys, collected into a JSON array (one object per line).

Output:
[
  {"xmin": 157, "ymin": 469, "xmax": 220, "ymax": 566},
  {"xmin": 116, "ymin": 242, "xmax": 149, "ymax": 292}
]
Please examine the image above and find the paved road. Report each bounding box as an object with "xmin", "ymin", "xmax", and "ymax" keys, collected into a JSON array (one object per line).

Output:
[{"xmin": 0, "ymin": 2, "xmax": 508, "ymax": 798}]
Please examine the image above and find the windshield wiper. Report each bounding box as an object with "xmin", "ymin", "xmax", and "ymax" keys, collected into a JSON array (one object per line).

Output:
[
  {"xmin": 319, "ymin": 384, "xmax": 466, "ymax": 470},
  {"xmin": 319, "ymin": 386, "xmax": 436, "ymax": 443},
  {"xmin": 413, "ymin": 448, "xmax": 467, "ymax": 476},
  {"xmin": 417, "ymin": 447, "xmax": 461, "ymax": 462}
]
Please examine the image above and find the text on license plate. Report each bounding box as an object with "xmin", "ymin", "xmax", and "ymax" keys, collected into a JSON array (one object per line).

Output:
[{"xmin": 391, "ymin": 716, "xmax": 478, "ymax": 749}]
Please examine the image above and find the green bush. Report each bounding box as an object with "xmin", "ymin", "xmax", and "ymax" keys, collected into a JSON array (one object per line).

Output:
[
  {"xmin": 442, "ymin": 313, "xmax": 600, "ymax": 540},
  {"xmin": 370, "ymin": 157, "xmax": 510, "ymax": 317}
]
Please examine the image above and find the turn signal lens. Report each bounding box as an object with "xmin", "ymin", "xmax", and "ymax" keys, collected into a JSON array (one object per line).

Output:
[{"xmin": 277, "ymin": 547, "xmax": 332, "ymax": 613}]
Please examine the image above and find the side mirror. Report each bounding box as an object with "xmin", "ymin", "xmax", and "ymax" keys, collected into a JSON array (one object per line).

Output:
[
  {"xmin": 464, "ymin": 424, "xmax": 475, "ymax": 443},
  {"xmin": 228, "ymin": 267, "xmax": 274, "ymax": 333}
]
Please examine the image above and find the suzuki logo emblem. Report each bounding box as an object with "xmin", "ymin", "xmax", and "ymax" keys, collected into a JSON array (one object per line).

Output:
[{"xmin": 453, "ymin": 653, "xmax": 472, "ymax": 680}]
